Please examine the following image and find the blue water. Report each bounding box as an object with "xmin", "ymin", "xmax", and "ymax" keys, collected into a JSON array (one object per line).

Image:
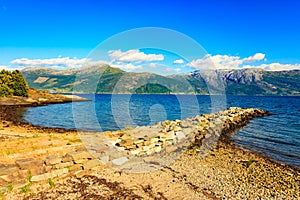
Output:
[{"xmin": 22, "ymin": 94, "xmax": 300, "ymax": 168}]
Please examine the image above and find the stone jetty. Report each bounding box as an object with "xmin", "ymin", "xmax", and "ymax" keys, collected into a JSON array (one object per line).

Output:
[{"xmin": 82, "ymin": 107, "xmax": 270, "ymax": 172}]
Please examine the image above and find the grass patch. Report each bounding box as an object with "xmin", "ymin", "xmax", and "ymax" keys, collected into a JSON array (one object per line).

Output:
[
  {"xmin": 7, "ymin": 182, "xmax": 13, "ymax": 192},
  {"xmin": 241, "ymin": 160, "xmax": 257, "ymax": 168},
  {"xmin": 5, "ymin": 150, "xmax": 12, "ymax": 155},
  {"xmin": 21, "ymin": 171, "xmax": 33, "ymax": 195},
  {"xmin": 20, "ymin": 184, "xmax": 30, "ymax": 195},
  {"xmin": 48, "ymin": 178, "xmax": 55, "ymax": 188},
  {"xmin": 67, "ymin": 138, "xmax": 82, "ymax": 143},
  {"xmin": 32, "ymin": 134, "xmax": 40, "ymax": 138}
]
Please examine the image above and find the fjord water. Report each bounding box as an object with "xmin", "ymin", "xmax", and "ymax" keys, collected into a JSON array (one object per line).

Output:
[{"xmin": 22, "ymin": 95, "xmax": 300, "ymax": 168}]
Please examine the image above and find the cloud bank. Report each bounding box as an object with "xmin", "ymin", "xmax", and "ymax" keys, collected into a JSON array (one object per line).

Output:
[
  {"xmin": 187, "ymin": 53, "xmax": 300, "ymax": 71},
  {"xmin": 243, "ymin": 63, "xmax": 300, "ymax": 71},
  {"xmin": 108, "ymin": 49, "xmax": 164, "ymax": 62},
  {"xmin": 11, "ymin": 57, "xmax": 90, "ymax": 69},
  {"xmin": 8, "ymin": 50, "xmax": 300, "ymax": 73},
  {"xmin": 243, "ymin": 53, "xmax": 265, "ymax": 62},
  {"xmin": 173, "ymin": 59, "xmax": 184, "ymax": 64},
  {"xmin": 0, "ymin": 65, "xmax": 9, "ymax": 70}
]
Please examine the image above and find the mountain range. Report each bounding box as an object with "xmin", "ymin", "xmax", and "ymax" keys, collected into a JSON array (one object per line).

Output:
[{"xmin": 21, "ymin": 65, "xmax": 300, "ymax": 95}]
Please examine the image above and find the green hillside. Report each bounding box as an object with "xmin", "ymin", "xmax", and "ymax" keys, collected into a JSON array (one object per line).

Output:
[{"xmin": 21, "ymin": 66, "xmax": 300, "ymax": 96}]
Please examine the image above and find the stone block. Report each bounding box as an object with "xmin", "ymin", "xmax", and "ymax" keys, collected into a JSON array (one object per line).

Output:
[
  {"xmin": 133, "ymin": 139, "xmax": 144, "ymax": 145},
  {"xmin": 65, "ymin": 151, "xmax": 93, "ymax": 162},
  {"xmin": 96, "ymin": 146, "xmax": 110, "ymax": 153},
  {"xmin": 109, "ymin": 151, "xmax": 127, "ymax": 160},
  {"xmin": 176, "ymin": 131, "xmax": 186, "ymax": 140},
  {"xmin": 99, "ymin": 156, "xmax": 109, "ymax": 164},
  {"xmin": 117, "ymin": 140, "xmax": 134, "ymax": 147},
  {"xmin": 31, "ymin": 168, "xmax": 69, "ymax": 182},
  {"xmin": 0, "ymin": 164, "xmax": 18, "ymax": 176},
  {"xmin": 83, "ymin": 159, "xmax": 101, "ymax": 170},
  {"xmin": 69, "ymin": 164, "xmax": 82, "ymax": 172},
  {"xmin": 45, "ymin": 155, "xmax": 62, "ymax": 165},
  {"xmin": 173, "ymin": 126, "xmax": 182, "ymax": 132},
  {"xmin": 165, "ymin": 145, "xmax": 178, "ymax": 153},
  {"xmin": 61, "ymin": 154, "xmax": 73, "ymax": 163},
  {"xmin": 74, "ymin": 159, "xmax": 88, "ymax": 164},
  {"xmin": 15, "ymin": 158, "xmax": 43, "ymax": 170},
  {"xmin": 54, "ymin": 161, "xmax": 73, "ymax": 169},
  {"xmin": 0, "ymin": 169, "xmax": 29, "ymax": 185},
  {"xmin": 30, "ymin": 166, "xmax": 45, "ymax": 176},
  {"xmin": 111, "ymin": 157, "xmax": 128, "ymax": 166}
]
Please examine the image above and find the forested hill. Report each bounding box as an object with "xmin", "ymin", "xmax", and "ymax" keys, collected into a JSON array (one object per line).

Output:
[{"xmin": 0, "ymin": 70, "xmax": 29, "ymax": 97}]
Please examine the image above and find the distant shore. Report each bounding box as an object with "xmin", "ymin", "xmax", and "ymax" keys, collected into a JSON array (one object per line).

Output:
[
  {"xmin": 0, "ymin": 88, "xmax": 89, "ymax": 107},
  {"xmin": 38, "ymin": 91, "xmax": 300, "ymax": 96}
]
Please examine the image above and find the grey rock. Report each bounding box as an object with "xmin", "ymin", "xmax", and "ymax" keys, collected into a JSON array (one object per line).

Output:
[{"xmin": 112, "ymin": 157, "xmax": 128, "ymax": 166}]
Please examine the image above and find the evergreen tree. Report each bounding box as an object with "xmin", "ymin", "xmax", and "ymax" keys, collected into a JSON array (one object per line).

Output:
[
  {"xmin": 11, "ymin": 70, "xmax": 29, "ymax": 97},
  {"xmin": 0, "ymin": 69, "xmax": 29, "ymax": 97}
]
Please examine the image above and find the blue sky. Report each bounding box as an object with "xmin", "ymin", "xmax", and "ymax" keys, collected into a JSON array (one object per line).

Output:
[{"xmin": 0, "ymin": 0, "xmax": 300, "ymax": 74}]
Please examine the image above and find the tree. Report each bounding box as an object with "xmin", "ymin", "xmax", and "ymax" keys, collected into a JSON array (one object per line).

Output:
[
  {"xmin": 11, "ymin": 70, "xmax": 29, "ymax": 97},
  {"xmin": 0, "ymin": 69, "xmax": 29, "ymax": 97}
]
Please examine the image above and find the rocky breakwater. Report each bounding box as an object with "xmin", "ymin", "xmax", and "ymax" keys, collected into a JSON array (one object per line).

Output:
[{"xmin": 85, "ymin": 107, "xmax": 270, "ymax": 172}]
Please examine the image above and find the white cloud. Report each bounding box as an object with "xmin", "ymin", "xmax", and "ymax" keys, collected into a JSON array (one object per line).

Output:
[
  {"xmin": 243, "ymin": 53, "xmax": 265, "ymax": 62},
  {"xmin": 11, "ymin": 57, "xmax": 90, "ymax": 69},
  {"xmin": 8, "ymin": 51, "xmax": 299, "ymax": 73},
  {"xmin": 0, "ymin": 65, "xmax": 8, "ymax": 70},
  {"xmin": 188, "ymin": 54, "xmax": 243, "ymax": 70},
  {"xmin": 243, "ymin": 63, "xmax": 300, "ymax": 71},
  {"xmin": 187, "ymin": 53, "xmax": 267, "ymax": 70},
  {"xmin": 173, "ymin": 59, "xmax": 184, "ymax": 64},
  {"xmin": 108, "ymin": 49, "xmax": 164, "ymax": 62}
]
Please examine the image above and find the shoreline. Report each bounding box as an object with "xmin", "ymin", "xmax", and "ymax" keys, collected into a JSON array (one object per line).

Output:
[
  {"xmin": 67, "ymin": 92, "xmax": 300, "ymax": 97},
  {"xmin": 219, "ymin": 132, "xmax": 300, "ymax": 172},
  {"xmin": 1, "ymin": 104, "xmax": 299, "ymax": 171},
  {"xmin": 0, "ymin": 103, "xmax": 299, "ymax": 199}
]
